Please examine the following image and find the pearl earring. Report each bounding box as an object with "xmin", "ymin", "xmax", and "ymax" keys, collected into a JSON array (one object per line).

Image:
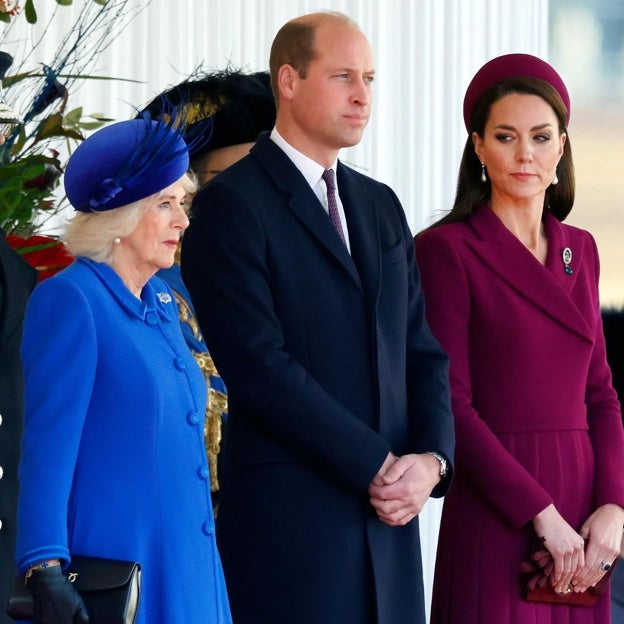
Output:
[
  {"xmin": 113, "ymin": 237, "xmax": 121, "ymax": 244},
  {"xmin": 552, "ymin": 170, "xmax": 558, "ymax": 185},
  {"xmin": 480, "ymin": 163, "xmax": 487, "ymax": 184}
]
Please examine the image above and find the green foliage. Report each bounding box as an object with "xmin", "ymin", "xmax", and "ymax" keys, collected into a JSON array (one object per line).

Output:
[
  {"xmin": 0, "ymin": 0, "xmax": 146, "ymax": 234},
  {"xmin": 0, "ymin": 106, "xmax": 113, "ymax": 234},
  {"xmin": 24, "ymin": 0, "xmax": 36, "ymax": 23}
]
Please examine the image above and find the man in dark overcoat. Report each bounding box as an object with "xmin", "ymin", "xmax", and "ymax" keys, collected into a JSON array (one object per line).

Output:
[
  {"xmin": 182, "ymin": 11, "xmax": 455, "ymax": 624},
  {"xmin": 0, "ymin": 226, "xmax": 37, "ymax": 622}
]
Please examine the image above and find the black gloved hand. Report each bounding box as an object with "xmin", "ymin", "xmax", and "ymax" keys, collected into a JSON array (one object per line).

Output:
[{"xmin": 27, "ymin": 565, "xmax": 90, "ymax": 624}]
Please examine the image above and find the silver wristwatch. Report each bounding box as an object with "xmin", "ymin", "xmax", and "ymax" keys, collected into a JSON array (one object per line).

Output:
[{"xmin": 426, "ymin": 451, "xmax": 448, "ymax": 480}]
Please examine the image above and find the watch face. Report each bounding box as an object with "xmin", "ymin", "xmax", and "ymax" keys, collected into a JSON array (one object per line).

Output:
[
  {"xmin": 428, "ymin": 451, "xmax": 447, "ymax": 478},
  {"xmin": 437, "ymin": 459, "xmax": 446, "ymax": 477},
  {"xmin": 440, "ymin": 461, "xmax": 447, "ymax": 478}
]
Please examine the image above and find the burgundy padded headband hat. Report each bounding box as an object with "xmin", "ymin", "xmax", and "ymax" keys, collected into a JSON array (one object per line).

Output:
[{"xmin": 462, "ymin": 53, "xmax": 570, "ymax": 132}]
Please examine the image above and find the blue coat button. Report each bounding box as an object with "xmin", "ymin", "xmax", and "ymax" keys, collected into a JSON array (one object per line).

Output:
[
  {"xmin": 174, "ymin": 358, "xmax": 186, "ymax": 371},
  {"xmin": 197, "ymin": 465, "xmax": 209, "ymax": 480},
  {"xmin": 145, "ymin": 311, "xmax": 158, "ymax": 326},
  {"xmin": 186, "ymin": 411, "xmax": 200, "ymax": 425},
  {"xmin": 202, "ymin": 520, "xmax": 214, "ymax": 536}
]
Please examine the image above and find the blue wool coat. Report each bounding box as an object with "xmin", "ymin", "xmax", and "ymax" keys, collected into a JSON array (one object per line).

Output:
[{"xmin": 16, "ymin": 258, "xmax": 231, "ymax": 624}]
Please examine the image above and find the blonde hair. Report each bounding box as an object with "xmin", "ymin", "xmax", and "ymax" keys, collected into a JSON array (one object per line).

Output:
[{"xmin": 63, "ymin": 173, "xmax": 197, "ymax": 265}]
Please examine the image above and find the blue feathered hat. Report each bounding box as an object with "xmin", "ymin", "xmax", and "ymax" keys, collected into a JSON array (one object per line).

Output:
[{"xmin": 64, "ymin": 114, "xmax": 189, "ymax": 212}]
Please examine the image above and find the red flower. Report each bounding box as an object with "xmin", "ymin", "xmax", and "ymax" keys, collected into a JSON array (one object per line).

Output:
[
  {"xmin": 0, "ymin": 1, "xmax": 20, "ymax": 16},
  {"xmin": 7, "ymin": 234, "xmax": 73, "ymax": 281}
]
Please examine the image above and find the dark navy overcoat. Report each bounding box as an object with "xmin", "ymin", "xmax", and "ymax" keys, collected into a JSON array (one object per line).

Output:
[
  {"xmin": 182, "ymin": 133, "xmax": 454, "ymax": 624},
  {"xmin": 0, "ymin": 232, "xmax": 36, "ymax": 623}
]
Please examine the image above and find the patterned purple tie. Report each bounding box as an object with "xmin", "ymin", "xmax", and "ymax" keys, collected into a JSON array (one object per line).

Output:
[{"xmin": 322, "ymin": 168, "xmax": 346, "ymax": 246}]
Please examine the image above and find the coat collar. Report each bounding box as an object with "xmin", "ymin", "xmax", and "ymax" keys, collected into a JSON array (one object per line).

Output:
[
  {"xmin": 250, "ymin": 133, "xmax": 379, "ymax": 295},
  {"xmin": 79, "ymin": 258, "xmax": 175, "ymax": 323},
  {"xmin": 337, "ymin": 163, "xmax": 381, "ymax": 306},
  {"xmin": 466, "ymin": 204, "xmax": 593, "ymax": 342}
]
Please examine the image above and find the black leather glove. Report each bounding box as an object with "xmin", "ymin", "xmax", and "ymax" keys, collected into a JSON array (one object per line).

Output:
[{"xmin": 27, "ymin": 565, "xmax": 90, "ymax": 624}]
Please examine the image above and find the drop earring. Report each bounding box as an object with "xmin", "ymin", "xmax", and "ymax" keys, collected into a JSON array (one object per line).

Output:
[
  {"xmin": 113, "ymin": 237, "xmax": 121, "ymax": 244},
  {"xmin": 480, "ymin": 163, "xmax": 487, "ymax": 183},
  {"xmin": 552, "ymin": 170, "xmax": 558, "ymax": 185}
]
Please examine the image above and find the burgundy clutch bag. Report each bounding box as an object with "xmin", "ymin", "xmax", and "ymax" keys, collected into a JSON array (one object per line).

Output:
[{"xmin": 520, "ymin": 545, "xmax": 615, "ymax": 606}]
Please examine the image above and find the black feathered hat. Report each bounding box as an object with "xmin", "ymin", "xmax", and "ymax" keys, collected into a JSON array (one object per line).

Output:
[{"xmin": 140, "ymin": 69, "xmax": 276, "ymax": 160}]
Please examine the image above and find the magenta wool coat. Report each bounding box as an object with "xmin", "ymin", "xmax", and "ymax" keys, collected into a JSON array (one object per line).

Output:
[{"xmin": 415, "ymin": 204, "xmax": 624, "ymax": 624}]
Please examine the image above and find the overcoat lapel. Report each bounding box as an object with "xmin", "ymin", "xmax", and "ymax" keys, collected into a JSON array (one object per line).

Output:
[
  {"xmin": 251, "ymin": 135, "xmax": 362, "ymax": 291},
  {"xmin": 466, "ymin": 205, "xmax": 593, "ymax": 343},
  {"xmin": 337, "ymin": 162, "xmax": 381, "ymax": 308}
]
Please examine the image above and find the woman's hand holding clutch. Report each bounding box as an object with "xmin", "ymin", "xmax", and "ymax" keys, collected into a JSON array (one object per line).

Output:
[{"xmin": 27, "ymin": 563, "xmax": 90, "ymax": 624}]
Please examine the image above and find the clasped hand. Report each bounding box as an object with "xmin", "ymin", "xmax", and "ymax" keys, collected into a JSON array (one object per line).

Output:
[
  {"xmin": 368, "ymin": 452, "xmax": 440, "ymax": 526},
  {"xmin": 533, "ymin": 502, "xmax": 624, "ymax": 594},
  {"xmin": 28, "ymin": 565, "xmax": 89, "ymax": 624},
  {"xmin": 572, "ymin": 503, "xmax": 624, "ymax": 592}
]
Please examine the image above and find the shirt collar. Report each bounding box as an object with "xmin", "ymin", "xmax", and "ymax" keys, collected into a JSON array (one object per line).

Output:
[{"xmin": 270, "ymin": 127, "xmax": 338, "ymax": 189}]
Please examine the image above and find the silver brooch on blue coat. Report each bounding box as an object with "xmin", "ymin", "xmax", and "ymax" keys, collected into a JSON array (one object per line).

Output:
[
  {"xmin": 561, "ymin": 247, "xmax": 573, "ymax": 274},
  {"xmin": 157, "ymin": 292, "xmax": 172, "ymax": 304}
]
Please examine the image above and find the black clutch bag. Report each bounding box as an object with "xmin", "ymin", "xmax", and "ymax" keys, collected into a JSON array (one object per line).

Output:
[{"xmin": 6, "ymin": 555, "xmax": 141, "ymax": 624}]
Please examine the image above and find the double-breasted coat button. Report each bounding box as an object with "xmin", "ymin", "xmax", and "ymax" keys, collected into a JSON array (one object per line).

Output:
[
  {"xmin": 202, "ymin": 520, "xmax": 214, "ymax": 536},
  {"xmin": 197, "ymin": 465, "xmax": 209, "ymax": 481},
  {"xmin": 145, "ymin": 311, "xmax": 158, "ymax": 326},
  {"xmin": 174, "ymin": 358, "xmax": 186, "ymax": 371},
  {"xmin": 186, "ymin": 411, "xmax": 200, "ymax": 426}
]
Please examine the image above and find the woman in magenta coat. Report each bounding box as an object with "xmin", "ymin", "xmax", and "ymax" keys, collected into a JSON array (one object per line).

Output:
[{"xmin": 415, "ymin": 54, "xmax": 624, "ymax": 624}]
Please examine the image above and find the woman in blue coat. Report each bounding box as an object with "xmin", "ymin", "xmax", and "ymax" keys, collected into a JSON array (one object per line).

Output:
[{"xmin": 15, "ymin": 117, "xmax": 232, "ymax": 623}]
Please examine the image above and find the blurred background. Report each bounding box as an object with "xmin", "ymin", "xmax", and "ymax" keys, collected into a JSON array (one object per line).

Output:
[{"xmin": 550, "ymin": 0, "xmax": 624, "ymax": 307}]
